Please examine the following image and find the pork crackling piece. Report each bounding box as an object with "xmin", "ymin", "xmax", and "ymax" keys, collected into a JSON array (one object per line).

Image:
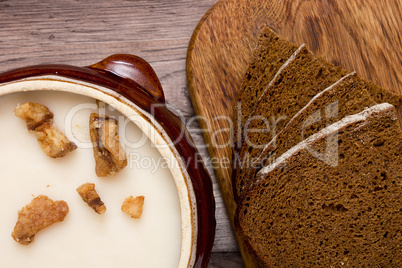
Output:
[
  {"xmin": 89, "ymin": 113, "xmax": 127, "ymax": 177},
  {"xmin": 14, "ymin": 102, "xmax": 77, "ymax": 158},
  {"xmin": 11, "ymin": 195, "xmax": 69, "ymax": 245},
  {"xmin": 76, "ymin": 183, "xmax": 106, "ymax": 214},
  {"xmin": 121, "ymin": 196, "xmax": 145, "ymax": 219}
]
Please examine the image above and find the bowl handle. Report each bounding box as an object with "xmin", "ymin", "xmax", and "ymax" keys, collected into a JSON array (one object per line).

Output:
[{"xmin": 88, "ymin": 54, "xmax": 165, "ymax": 103}]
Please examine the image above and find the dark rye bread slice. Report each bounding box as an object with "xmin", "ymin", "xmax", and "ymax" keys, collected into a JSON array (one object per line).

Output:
[
  {"xmin": 233, "ymin": 46, "xmax": 402, "ymax": 200},
  {"xmin": 238, "ymin": 72, "xmax": 402, "ymax": 195},
  {"xmin": 232, "ymin": 47, "xmax": 303, "ymax": 200},
  {"xmin": 258, "ymin": 72, "xmax": 402, "ymax": 169},
  {"xmin": 365, "ymin": 79, "xmax": 402, "ymax": 107},
  {"xmin": 232, "ymin": 44, "xmax": 348, "ymax": 199},
  {"xmin": 243, "ymin": 44, "xmax": 349, "ymax": 149},
  {"xmin": 232, "ymin": 27, "xmax": 300, "ymax": 197},
  {"xmin": 233, "ymin": 27, "xmax": 299, "ymax": 151},
  {"xmin": 235, "ymin": 74, "xmax": 402, "ymax": 200},
  {"xmin": 236, "ymin": 72, "xmax": 375, "ymax": 195},
  {"xmin": 235, "ymin": 103, "xmax": 402, "ymax": 267}
]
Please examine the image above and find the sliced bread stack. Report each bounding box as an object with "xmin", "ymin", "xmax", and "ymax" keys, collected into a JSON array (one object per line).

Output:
[{"xmin": 232, "ymin": 27, "xmax": 402, "ymax": 267}]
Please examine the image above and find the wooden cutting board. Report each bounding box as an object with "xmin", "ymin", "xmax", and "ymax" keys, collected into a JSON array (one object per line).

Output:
[{"xmin": 186, "ymin": 0, "xmax": 401, "ymax": 266}]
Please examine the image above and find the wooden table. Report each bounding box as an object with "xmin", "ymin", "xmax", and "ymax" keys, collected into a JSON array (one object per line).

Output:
[{"xmin": 0, "ymin": 0, "xmax": 243, "ymax": 266}]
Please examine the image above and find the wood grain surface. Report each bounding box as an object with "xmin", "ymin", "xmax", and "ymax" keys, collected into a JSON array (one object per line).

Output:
[
  {"xmin": 187, "ymin": 0, "xmax": 401, "ymax": 266},
  {"xmin": 0, "ymin": 0, "xmax": 245, "ymax": 267}
]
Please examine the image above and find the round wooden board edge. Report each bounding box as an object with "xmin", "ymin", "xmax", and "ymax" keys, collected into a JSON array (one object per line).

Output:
[{"xmin": 185, "ymin": 0, "xmax": 258, "ymax": 267}]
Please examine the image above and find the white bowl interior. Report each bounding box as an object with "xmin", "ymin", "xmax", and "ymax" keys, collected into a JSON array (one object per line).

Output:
[{"xmin": 0, "ymin": 76, "xmax": 197, "ymax": 268}]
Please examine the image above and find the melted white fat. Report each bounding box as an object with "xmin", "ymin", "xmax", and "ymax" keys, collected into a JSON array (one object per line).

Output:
[{"xmin": 0, "ymin": 91, "xmax": 182, "ymax": 268}]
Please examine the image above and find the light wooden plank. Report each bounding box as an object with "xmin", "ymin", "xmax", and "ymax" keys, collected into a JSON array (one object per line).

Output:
[{"xmin": 209, "ymin": 252, "xmax": 245, "ymax": 268}]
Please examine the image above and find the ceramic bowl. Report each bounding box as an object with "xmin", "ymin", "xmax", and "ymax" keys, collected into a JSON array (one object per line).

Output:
[{"xmin": 0, "ymin": 54, "xmax": 215, "ymax": 267}]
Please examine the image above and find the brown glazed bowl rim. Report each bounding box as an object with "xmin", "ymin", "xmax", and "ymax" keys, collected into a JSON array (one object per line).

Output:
[{"xmin": 0, "ymin": 54, "xmax": 215, "ymax": 268}]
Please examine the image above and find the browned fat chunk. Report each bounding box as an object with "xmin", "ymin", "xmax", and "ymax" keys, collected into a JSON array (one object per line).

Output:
[
  {"xmin": 11, "ymin": 195, "xmax": 69, "ymax": 245},
  {"xmin": 121, "ymin": 196, "xmax": 145, "ymax": 219},
  {"xmin": 14, "ymin": 102, "xmax": 77, "ymax": 158},
  {"xmin": 76, "ymin": 183, "xmax": 106, "ymax": 214},
  {"xmin": 89, "ymin": 113, "xmax": 127, "ymax": 177}
]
